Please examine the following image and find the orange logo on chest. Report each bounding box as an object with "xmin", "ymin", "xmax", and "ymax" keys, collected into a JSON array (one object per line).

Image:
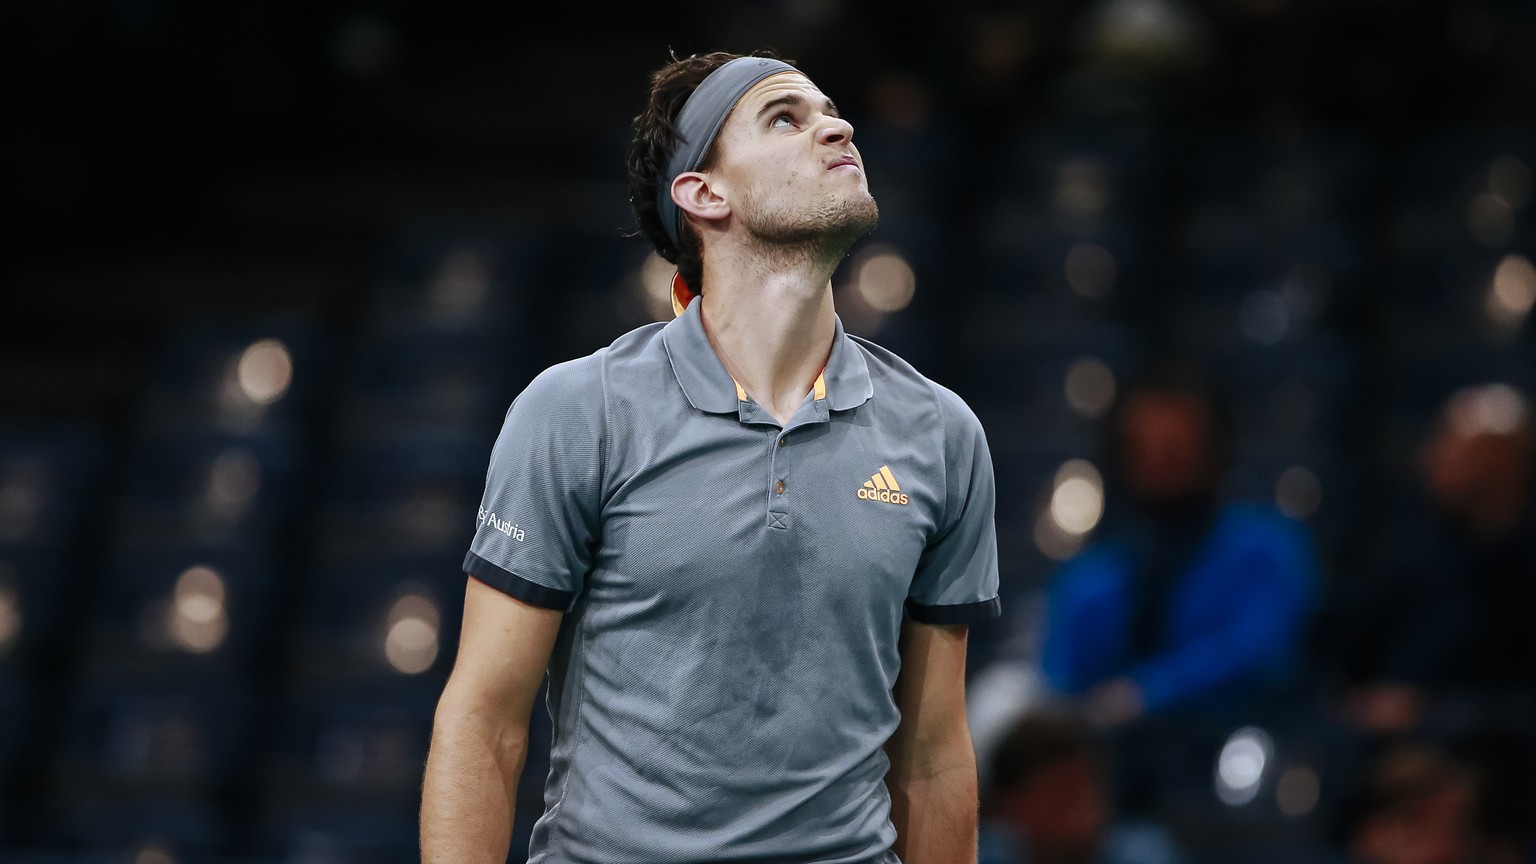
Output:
[{"xmin": 856, "ymin": 465, "xmax": 909, "ymax": 506}]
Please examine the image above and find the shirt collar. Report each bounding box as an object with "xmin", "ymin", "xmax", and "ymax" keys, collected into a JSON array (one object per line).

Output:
[{"xmin": 661, "ymin": 297, "xmax": 874, "ymax": 416}]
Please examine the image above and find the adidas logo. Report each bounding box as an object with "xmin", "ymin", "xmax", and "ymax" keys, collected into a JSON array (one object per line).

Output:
[{"xmin": 857, "ymin": 465, "xmax": 910, "ymax": 506}]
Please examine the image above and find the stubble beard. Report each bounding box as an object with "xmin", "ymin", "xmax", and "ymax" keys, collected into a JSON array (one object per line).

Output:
[{"xmin": 742, "ymin": 189, "xmax": 881, "ymax": 270}]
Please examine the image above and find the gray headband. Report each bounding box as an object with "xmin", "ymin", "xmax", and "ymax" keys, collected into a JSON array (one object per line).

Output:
[{"xmin": 658, "ymin": 56, "xmax": 799, "ymax": 248}]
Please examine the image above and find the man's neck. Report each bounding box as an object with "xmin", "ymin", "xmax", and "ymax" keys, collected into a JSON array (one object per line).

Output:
[{"xmin": 697, "ymin": 252, "xmax": 837, "ymax": 427}]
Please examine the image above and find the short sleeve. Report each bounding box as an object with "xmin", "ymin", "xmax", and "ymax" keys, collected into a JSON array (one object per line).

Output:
[
  {"xmin": 906, "ymin": 386, "xmax": 1002, "ymax": 625},
  {"xmin": 463, "ymin": 355, "xmax": 605, "ymax": 611}
]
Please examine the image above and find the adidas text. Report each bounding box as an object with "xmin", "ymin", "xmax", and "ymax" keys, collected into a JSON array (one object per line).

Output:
[{"xmin": 857, "ymin": 487, "xmax": 909, "ymax": 505}]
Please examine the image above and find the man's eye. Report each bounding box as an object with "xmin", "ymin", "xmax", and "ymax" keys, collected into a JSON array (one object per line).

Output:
[{"xmin": 771, "ymin": 113, "xmax": 794, "ymax": 127}]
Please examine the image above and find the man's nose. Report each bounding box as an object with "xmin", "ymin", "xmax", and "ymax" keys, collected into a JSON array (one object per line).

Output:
[{"xmin": 818, "ymin": 115, "xmax": 854, "ymax": 146}]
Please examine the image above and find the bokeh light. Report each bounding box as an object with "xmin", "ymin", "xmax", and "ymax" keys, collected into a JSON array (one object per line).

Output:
[
  {"xmin": 236, "ymin": 338, "xmax": 294, "ymax": 406},
  {"xmin": 1215, "ymin": 726, "xmax": 1273, "ymax": 806},
  {"xmin": 167, "ymin": 565, "xmax": 229, "ymax": 654},
  {"xmin": 852, "ymin": 246, "xmax": 917, "ymax": 313},
  {"xmin": 384, "ymin": 591, "xmax": 441, "ymax": 675},
  {"xmin": 1049, "ymin": 459, "xmax": 1105, "ymax": 536},
  {"xmin": 1446, "ymin": 382, "xmax": 1529, "ymax": 437},
  {"xmin": 1064, "ymin": 356, "xmax": 1117, "ymax": 418},
  {"xmin": 1487, "ymin": 254, "xmax": 1536, "ymax": 330}
]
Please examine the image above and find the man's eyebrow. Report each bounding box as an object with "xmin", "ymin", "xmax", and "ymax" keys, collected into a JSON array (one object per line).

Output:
[{"xmin": 754, "ymin": 93, "xmax": 841, "ymax": 120}]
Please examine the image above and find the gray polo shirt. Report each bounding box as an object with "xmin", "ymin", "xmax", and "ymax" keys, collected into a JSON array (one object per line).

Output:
[{"xmin": 464, "ymin": 299, "xmax": 1000, "ymax": 864}]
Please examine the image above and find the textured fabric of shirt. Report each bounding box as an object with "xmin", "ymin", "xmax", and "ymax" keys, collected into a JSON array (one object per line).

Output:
[{"xmin": 464, "ymin": 300, "xmax": 1001, "ymax": 863}]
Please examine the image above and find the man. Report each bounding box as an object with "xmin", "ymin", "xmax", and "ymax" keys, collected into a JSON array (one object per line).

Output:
[
  {"xmin": 420, "ymin": 49, "xmax": 1001, "ymax": 863},
  {"xmin": 1039, "ymin": 366, "xmax": 1318, "ymax": 728},
  {"xmin": 1322, "ymin": 381, "xmax": 1536, "ymax": 737},
  {"xmin": 1029, "ymin": 365, "xmax": 1318, "ymax": 816}
]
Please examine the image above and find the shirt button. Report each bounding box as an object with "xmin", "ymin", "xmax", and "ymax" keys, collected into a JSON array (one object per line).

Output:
[
  {"xmin": 778, "ymin": 436, "xmax": 787, "ymax": 447},
  {"xmin": 775, "ymin": 480, "xmax": 786, "ymax": 495}
]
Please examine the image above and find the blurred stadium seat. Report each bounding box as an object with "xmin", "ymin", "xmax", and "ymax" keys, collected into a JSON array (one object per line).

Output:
[
  {"xmin": 0, "ymin": 422, "xmax": 102, "ymax": 547},
  {"xmin": 40, "ymin": 672, "xmax": 251, "ymax": 855},
  {"xmin": 112, "ymin": 429, "xmax": 301, "ymax": 544},
  {"xmin": 244, "ymin": 680, "xmax": 436, "ymax": 864},
  {"xmin": 80, "ymin": 539, "xmax": 276, "ymax": 681},
  {"xmin": 310, "ymin": 424, "xmax": 485, "ymax": 563}
]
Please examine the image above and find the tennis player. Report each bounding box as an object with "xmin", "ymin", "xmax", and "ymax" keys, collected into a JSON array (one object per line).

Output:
[{"xmin": 421, "ymin": 49, "xmax": 1001, "ymax": 864}]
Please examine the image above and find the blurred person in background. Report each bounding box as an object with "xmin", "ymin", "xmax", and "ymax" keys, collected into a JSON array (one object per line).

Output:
[
  {"xmin": 1323, "ymin": 382, "xmax": 1536, "ymax": 739},
  {"xmin": 1334, "ymin": 739, "xmax": 1516, "ymax": 864},
  {"xmin": 978, "ymin": 709, "xmax": 1189, "ymax": 864},
  {"xmin": 420, "ymin": 48, "xmax": 1000, "ymax": 863},
  {"xmin": 1032, "ymin": 362, "xmax": 1322, "ymax": 810},
  {"xmin": 1340, "ymin": 741, "xmax": 1478, "ymax": 864},
  {"xmin": 1038, "ymin": 363, "xmax": 1320, "ymax": 724}
]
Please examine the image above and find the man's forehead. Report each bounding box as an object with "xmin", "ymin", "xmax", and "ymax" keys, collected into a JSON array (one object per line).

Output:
[{"xmin": 738, "ymin": 72, "xmax": 824, "ymax": 109}]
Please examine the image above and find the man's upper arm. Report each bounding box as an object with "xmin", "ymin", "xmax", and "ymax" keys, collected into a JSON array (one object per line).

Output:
[
  {"xmin": 439, "ymin": 576, "xmax": 563, "ymax": 727},
  {"xmin": 888, "ymin": 619, "xmax": 974, "ymax": 767}
]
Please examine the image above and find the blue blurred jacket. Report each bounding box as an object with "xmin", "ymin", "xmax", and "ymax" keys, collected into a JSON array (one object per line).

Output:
[{"xmin": 1041, "ymin": 501, "xmax": 1320, "ymax": 713}]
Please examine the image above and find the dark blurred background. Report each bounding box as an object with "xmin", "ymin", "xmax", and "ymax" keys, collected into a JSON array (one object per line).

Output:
[{"xmin": 3, "ymin": 2, "xmax": 1536, "ymax": 863}]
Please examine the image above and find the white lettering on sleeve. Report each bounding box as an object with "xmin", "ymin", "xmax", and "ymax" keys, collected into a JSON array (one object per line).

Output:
[{"xmin": 477, "ymin": 506, "xmax": 526, "ymax": 542}]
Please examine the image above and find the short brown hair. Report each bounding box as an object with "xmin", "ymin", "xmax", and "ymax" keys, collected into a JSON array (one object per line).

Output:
[{"xmin": 625, "ymin": 48, "xmax": 791, "ymax": 294}]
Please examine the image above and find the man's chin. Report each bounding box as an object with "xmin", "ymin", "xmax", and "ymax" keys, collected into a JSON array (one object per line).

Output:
[
  {"xmin": 751, "ymin": 198, "xmax": 879, "ymax": 250},
  {"xmin": 828, "ymin": 196, "xmax": 880, "ymax": 243}
]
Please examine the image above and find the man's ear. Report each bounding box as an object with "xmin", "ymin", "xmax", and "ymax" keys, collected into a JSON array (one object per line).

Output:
[{"xmin": 671, "ymin": 172, "xmax": 731, "ymax": 228}]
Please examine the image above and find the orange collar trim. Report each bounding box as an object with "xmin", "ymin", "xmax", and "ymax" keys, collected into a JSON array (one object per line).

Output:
[{"xmin": 734, "ymin": 371, "xmax": 827, "ymax": 404}]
